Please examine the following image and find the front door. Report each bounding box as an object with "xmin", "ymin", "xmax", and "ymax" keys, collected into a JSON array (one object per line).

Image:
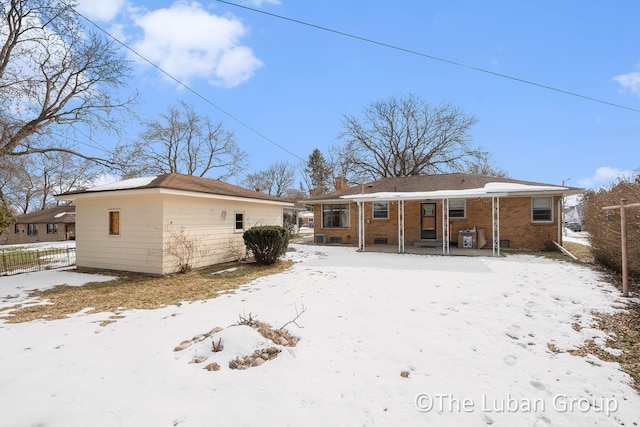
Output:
[{"xmin": 420, "ymin": 203, "xmax": 437, "ymax": 240}]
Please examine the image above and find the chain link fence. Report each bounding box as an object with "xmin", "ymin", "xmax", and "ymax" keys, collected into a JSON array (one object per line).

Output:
[{"xmin": 1, "ymin": 247, "xmax": 76, "ymax": 276}]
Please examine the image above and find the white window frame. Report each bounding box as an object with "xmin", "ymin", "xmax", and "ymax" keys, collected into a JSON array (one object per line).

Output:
[
  {"xmin": 448, "ymin": 199, "xmax": 466, "ymax": 219},
  {"xmin": 372, "ymin": 202, "xmax": 389, "ymax": 220},
  {"xmin": 322, "ymin": 204, "xmax": 350, "ymax": 228},
  {"xmin": 234, "ymin": 212, "xmax": 245, "ymax": 232},
  {"xmin": 531, "ymin": 197, "xmax": 554, "ymax": 222}
]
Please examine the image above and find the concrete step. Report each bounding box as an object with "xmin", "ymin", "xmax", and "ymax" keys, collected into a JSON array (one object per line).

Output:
[{"xmin": 413, "ymin": 240, "xmax": 440, "ymax": 248}]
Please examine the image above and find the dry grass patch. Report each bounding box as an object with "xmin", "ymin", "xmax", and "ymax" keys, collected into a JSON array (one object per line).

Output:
[
  {"xmin": 562, "ymin": 241, "xmax": 594, "ymax": 263},
  {"xmin": 567, "ymin": 306, "xmax": 640, "ymax": 392},
  {"xmin": 2, "ymin": 261, "xmax": 293, "ymax": 324}
]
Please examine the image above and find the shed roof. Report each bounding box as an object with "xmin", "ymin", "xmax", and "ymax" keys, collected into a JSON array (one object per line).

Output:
[{"xmin": 58, "ymin": 173, "xmax": 292, "ymax": 205}]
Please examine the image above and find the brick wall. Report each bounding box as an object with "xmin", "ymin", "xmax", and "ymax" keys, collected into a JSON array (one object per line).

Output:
[{"xmin": 313, "ymin": 196, "xmax": 561, "ymax": 250}]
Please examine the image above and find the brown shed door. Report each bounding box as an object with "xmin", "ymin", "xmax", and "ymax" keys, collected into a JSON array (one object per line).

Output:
[{"xmin": 420, "ymin": 203, "xmax": 437, "ymax": 240}]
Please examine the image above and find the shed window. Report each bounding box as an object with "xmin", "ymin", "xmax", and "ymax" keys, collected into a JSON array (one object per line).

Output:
[
  {"xmin": 532, "ymin": 197, "xmax": 553, "ymax": 222},
  {"xmin": 14, "ymin": 224, "xmax": 19, "ymax": 234},
  {"xmin": 109, "ymin": 211, "xmax": 120, "ymax": 235},
  {"xmin": 235, "ymin": 213, "xmax": 245, "ymax": 231},
  {"xmin": 322, "ymin": 204, "xmax": 350, "ymax": 228},
  {"xmin": 449, "ymin": 199, "xmax": 466, "ymax": 219},
  {"xmin": 28, "ymin": 224, "xmax": 38, "ymax": 236},
  {"xmin": 47, "ymin": 224, "xmax": 58, "ymax": 234},
  {"xmin": 372, "ymin": 202, "xmax": 389, "ymax": 219}
]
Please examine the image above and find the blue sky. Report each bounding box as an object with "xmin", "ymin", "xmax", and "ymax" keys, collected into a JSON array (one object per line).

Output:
[{"xmin": 75, "ymin": 0, "xmax": 640, "ymax": 190}]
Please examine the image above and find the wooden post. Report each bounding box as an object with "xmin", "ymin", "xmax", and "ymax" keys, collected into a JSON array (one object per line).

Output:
[
  {"xmin": 620, "ymin": 199, "xmax": 628, "ymax": 297},
  {"xmin": 602, "ymin": 199, "xmax": 640, "ymax": 297}
]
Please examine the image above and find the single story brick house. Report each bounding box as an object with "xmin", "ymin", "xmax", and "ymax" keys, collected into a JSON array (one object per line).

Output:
[
  {"xmin": 304, "ymin": 173, "xmax": 584, "ymax": 255},
  {"xmin": 2, "ymin": 206, "xmax": 76, "ymax": 245},
  {"xmin": 56, "ymin": 173, "xmax": 292, "ymax": 275}
]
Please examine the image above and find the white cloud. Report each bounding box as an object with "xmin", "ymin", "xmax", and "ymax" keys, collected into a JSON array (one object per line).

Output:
[
  {"xmin": 75, "ymin": 0, "xmax": 127, "ymax": 22},
  {"xmin": 612, "ymin": 71, "xmax": 640, "ymax": 97},
  {"xmin": 131, "ymin": 2, "xmax": 262, "ymax": 88},
  {"xmin": 578, "ymin": 166, "xmax": 636, "ymax": 189}
]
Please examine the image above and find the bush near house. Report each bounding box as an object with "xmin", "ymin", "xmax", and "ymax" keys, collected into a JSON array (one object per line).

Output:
[
  {"xmin": 583, "ymin": 175, "xmax": 640, "ymax": 280},
  {"xmin": 243, "ymin": 226, "xmax": 289, "ymax": 265}
]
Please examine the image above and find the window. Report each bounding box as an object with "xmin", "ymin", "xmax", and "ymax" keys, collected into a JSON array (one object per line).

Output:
[
  {"xmin": 372, "ymin": 202, "xmax": 389, "ymax": 219},
  {"xmin": 532, "ymin": 197, "xmax": 553, "ymax": 222},
  {"xmin": 109, "ymin": 211, "xmax": 120, "ymax": 235},
  {"xmin": 28, "ymin": 224, "xmax": 38, "ymax": 236},
  {"xmin": 235, "ymin": 213, "xmax": 244, "ymax": 231},
  {"xmin": 322, "ymin": 204, "xmax": 350, "ymax": 228},
  {"xmin": 449, "ymin": 199, "xmax": 466, "ymax": 219},
  {"xmin": 14, "ymin": 224, "xmax": 19, "ymax": 234},
  {"xmin": 47, "ymin": 224, "xmax": 58, "ymax": 234}
]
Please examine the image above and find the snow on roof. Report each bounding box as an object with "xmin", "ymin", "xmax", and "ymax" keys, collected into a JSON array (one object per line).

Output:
[
  {"xmin": 53, "ymin": 212, "xmax": 75, "ymax": 218},
  {"xmin": 86, "ymin": 176, "xmax": 157, "ymax": 192},
  {"xmin": 342, "ymin": 182, "xmax": 569, "ymax": 201}
]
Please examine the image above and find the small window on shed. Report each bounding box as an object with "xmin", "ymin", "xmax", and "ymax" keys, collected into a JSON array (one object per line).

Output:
[
  {"xmin": 14, "ymin": 224, "xmax": 19, "ymax": 234},
  {"xmin": 235, "ymin": 213, "xmax": 245, "ymax": 231},
  {"xmin": 109, "ymin": 211, "xmax": 120, "ymax": 235}
]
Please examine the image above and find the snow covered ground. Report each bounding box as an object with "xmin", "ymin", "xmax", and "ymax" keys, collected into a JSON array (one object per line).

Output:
[{"xmin": 0, "ymin": 243, "xmax": 638, "ymax": 426}]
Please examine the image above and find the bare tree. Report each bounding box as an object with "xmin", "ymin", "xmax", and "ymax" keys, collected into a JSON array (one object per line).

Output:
[
  {"xmin": 131, "ymin": 102, "xmax": 247, "ymax": 180},
  {"xmin": 0, "ymin": 0, "xmax": 135, "ymax": 161},
  {"xmin": 336, "ymin": 94, "xmax": 479, "ymax": 180},
  {"xmin": 243, "ymin": 160, "xmax": 295, "ymax": 198},
  {"xmin": 0, "ymin": 151, "xmax": 95, "ymax": 213},
  {"xmin": 462, "ymin": 150, "xmax": 508, "ymax": 177}
]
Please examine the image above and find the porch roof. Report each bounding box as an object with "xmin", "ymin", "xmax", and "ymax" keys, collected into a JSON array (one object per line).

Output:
[{"xmin": 341, "ymin": 182, "xmax": 580, "ymax": 202}]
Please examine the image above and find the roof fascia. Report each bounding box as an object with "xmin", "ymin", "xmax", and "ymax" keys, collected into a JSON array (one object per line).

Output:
[{"xmin": 56, "ymin": 187, "xmax": 293, "ymax": 207}]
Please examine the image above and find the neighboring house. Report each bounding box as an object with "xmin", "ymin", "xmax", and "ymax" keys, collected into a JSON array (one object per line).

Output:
[
  {"xmin": 56, "ymin": 173, "xmax": 292, "ymax": 275},
  {"xmin": 1, "ymin": 206, "xmax": 76, "ymax": 245},
  {"xmin": 563, "ymin": 203, "xmax": 584, "ymax": 226},
  {"xmin": 305, "ymin": 173, "xmax": 584, "ymax": 254}
]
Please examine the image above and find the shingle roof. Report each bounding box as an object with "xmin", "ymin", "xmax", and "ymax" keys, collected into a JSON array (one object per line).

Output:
[
  {"xmin": 306, "ymin": 173, "xmax": 580, "ymax": 202},
  {"xmin": 15, "ymin": 206, "xmax": 76, "ymax": 224},
  {"xmin": 59, "ymin": 173, "xmax": 290, "ymax": 204}
]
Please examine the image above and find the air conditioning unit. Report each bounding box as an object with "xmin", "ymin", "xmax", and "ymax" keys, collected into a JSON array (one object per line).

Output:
[{"xmin": 314, "ymin": 234, "xmax": 326, "ymax": 244}]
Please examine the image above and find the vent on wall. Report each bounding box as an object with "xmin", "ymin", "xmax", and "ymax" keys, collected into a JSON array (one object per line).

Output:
[
  {"xmin": 373, "ymin": 237, "xmax": 388, "ymax": 245},
  {"xmin": 314, "ymin": 234, "xmax": 326, "ymax": 244},
  {"xmin": 329, "ymin": 237, "xmax": 342, "ymax": 244}
]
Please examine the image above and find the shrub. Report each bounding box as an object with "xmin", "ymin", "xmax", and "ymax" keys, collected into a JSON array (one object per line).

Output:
[
  {"xmin": 583, "ymin": 174, "xmax": 640, "ymax": 280},
  {"xmin": 243, "ymin": 225, "xmax": 289, "ymax": 265}
]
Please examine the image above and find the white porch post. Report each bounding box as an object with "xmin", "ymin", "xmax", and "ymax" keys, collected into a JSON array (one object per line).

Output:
[
  {"xmin": 442, "ymin": 198, "xmax": 450, "ymax": 255},
  {"xmin": 397, "ymin": 199, "xmax": 405, "ymax": 253},
  {"xmin": 357, "ymin": 201, "xmax": 365, "ymax": 251},
  {"xmin": 492, "ymin": 196, "xmax": 500, "ymax": 256}
]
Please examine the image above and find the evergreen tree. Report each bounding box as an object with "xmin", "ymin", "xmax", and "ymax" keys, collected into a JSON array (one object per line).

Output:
[{"xmin": 305, "ymin": 149, "xmax": 332, "ymax": 195}]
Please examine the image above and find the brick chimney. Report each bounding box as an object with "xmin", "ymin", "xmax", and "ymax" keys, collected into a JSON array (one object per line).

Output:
[{"xmin": 335, "ymin": 177, "xmax": 348, "ymax": 191}]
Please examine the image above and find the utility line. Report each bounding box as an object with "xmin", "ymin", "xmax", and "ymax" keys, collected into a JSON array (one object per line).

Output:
[
  {"xmin": 69, "ymin": 7, "xmax": 307, "ymax": 163},
  {"xmin": 217, "ymin": 0, "xmax": 640, "ymax": 114}
]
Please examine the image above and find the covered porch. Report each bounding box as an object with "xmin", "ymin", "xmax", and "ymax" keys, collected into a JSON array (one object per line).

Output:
[{"xmin": 342, "ymin": 182, "xmax": 577, "ymax": 257}]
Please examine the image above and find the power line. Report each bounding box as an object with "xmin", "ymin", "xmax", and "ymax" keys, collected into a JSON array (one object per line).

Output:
[
  {"xmin": 69, "ymin": 7, "xmax": 307, "ymax": 163},
  {"xmin": 216, "ymin": 0, "xmax": 640, "ymax": 114}
]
